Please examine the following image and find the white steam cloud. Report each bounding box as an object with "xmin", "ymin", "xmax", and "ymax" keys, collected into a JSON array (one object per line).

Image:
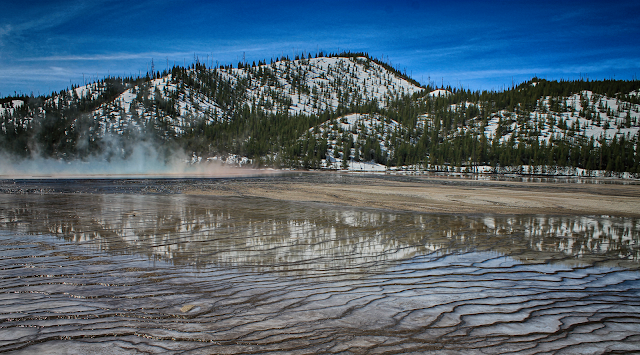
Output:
[{"xmin": 0, "ymin": 134, "xmax": 255, "ymax": 178}]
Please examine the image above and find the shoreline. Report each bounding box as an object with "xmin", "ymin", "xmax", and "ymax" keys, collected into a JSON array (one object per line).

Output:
[
  {"xmin": 182, "ymin": 173, "xmax": 640, "ymax": 217},
  {"xmin": 1, "ymin": 171, "xmax": 638, "ymax": 217}
]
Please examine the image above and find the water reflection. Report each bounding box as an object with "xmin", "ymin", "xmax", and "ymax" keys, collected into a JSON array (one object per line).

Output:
[
  {"xmin": 1, "ymin": 194, "xmax": 638, "ymax": 273},
  {"xmin": 2, "ymin": 193, "xmax": 640, "ymax": 354}
]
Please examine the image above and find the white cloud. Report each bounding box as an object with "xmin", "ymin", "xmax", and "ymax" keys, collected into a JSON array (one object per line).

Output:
[
  {"xmin": 0, "ymin": 65, "xmax": 76, "ymax": 81},
  {"xmin": 0, "ymin": 24, "xmax": 12, "ymax": 45},
  {"xmin": 19, "ymin": 51, "xmax": 193, "ymax": 62}
]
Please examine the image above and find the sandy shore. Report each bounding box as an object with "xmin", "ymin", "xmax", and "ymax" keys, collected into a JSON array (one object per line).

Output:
[{"xmin": 184, "ymin": 174, "xmax": 640, "ymax": 217}]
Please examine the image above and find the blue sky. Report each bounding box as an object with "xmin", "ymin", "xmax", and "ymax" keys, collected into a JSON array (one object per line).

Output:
[{"xmin": 1, "ymin": 0, "xmax": 639, "ymax": 97}]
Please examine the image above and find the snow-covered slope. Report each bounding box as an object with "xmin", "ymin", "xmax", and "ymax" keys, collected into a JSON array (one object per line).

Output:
[
  {"xmin": 427, "ymin": 89, "xmax": 452, "ymax": 97},
  {"xmin": 294, "ymin": 113, "xmax": 411, "ymax": 170},
  {"xmin": 0, "ymin": 99, "xmax": 32, "ymax": 131},
  {"xmin": 419, "ymin": 89, "xmax": 640, "ymax": 147},
  {"xmin": 0, "ymin": 99, "xmax": 24, "ymax": 116},
  {"xmin": 85, "ymin": 56, "xmax": 424, "ymax": 136}
]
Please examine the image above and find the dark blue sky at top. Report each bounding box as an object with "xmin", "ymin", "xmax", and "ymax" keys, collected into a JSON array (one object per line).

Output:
[{"xmin": 1, "ymin": 0, "xmax": 639, "ymax": 97}]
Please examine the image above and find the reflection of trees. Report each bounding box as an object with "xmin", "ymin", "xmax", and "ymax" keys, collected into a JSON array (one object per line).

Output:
[
  {"xmin": 479, "ymin": 216, "xmax": 640, "ymax": 264},
  {"xmin": 0, "ymin": 194, "xmax": 638, "ymax": 273}
]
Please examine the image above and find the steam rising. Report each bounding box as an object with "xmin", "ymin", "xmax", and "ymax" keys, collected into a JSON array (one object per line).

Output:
[{"xmin": 0, "ymin": 135, "xmax": 255, "ymax": 178}]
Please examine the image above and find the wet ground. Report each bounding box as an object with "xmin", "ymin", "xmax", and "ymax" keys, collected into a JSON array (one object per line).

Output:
[{"xmin": 1, "ymin": 175, "xmax": 639, "ymax": 354}]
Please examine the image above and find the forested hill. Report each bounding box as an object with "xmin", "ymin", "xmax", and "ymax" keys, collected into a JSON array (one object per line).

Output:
[{"xmin": 1, "ymin": 52, "xmax": 639, "ymax": 175}]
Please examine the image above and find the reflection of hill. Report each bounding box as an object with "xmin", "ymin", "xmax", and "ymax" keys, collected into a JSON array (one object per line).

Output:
[
  {"xmin": 0, "ymin": 194, "xmax": 638, "ymax": 273},
  {"xmin": 482, "ymin": 216, "xmax": 640, "ymax": 265}
]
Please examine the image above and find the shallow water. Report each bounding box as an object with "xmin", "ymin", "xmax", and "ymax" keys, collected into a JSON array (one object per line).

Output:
[{"xmin": 1, "ymin": 190, "xmax": 640, "ymax": 354}]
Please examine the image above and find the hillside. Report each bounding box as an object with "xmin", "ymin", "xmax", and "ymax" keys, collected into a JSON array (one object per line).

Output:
[
  {"xmin": 1, "ymin": 53, "xmax": 421, "ymax": 160},
  {"xmin": 292, "ymin": 79, "xmax": 640, "ymax": 175},
  {"xmin": 53, "ymin": 55, "xmax": 421, "ymax": 137},
  {"xmin": 1, "ymin": 52, "xmax": 639, "ymax": 175}
]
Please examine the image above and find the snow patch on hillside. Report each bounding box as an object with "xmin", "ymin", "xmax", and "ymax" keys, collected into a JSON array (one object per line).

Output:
[
  {"xmin": 428, "ymin": 89, "xmax": 452, "ymax": 97},
  {"xmin": 0, "ymin": 99, "xmax": 24, "ymax": 116},
  {"xmin": 298, "ymin": 113, "xmax": 410, "ymax": 170},
  {"xmin": 206, "ymin": 154, "xmax": 252, "ymax": 167}
]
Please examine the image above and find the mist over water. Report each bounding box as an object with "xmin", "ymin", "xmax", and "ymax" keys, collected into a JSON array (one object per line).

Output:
[{"xmin": 0, "ymin": 135, "xmax": 251, "ymax": 178}]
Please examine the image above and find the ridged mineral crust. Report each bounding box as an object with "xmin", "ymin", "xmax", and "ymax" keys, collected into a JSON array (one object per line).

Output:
[{"xmin": 1, "ymin": 175, "xmax": 639, "ymax": 354}]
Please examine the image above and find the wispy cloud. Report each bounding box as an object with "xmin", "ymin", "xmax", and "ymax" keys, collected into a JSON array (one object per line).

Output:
[
  {"xmin": 19, "ymin": 51, "xmax": 194, "ymax": 62},
  {"xmin": 17, "ymin": 40, "xmax": 347, "ymax": 64},
  {"xmin": 549, "ymin": 8, "xmax": 590, "ymax": 22},
  {"xmin": 1, "ymin": 2, "xmax": 97, "ymax": 38},
  {"xmin": 0, "ymin": 24, "xmax": 12, "ymax": 45},
  {"xmin": 2, "ymin": 1, "xmax": 639, "ymax": 96},
  {"xmin": 419, "ymin": 58, "xmax": 640, "ymax": 85},
  {"xmin": 0, "ymin": 66, "xmax": 78, "ymax": 80}
]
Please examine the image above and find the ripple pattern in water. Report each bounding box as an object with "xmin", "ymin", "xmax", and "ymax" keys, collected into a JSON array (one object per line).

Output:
[{"xmin": 1, "ymin": 194, "xmax": 640, "ymax": 354}]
